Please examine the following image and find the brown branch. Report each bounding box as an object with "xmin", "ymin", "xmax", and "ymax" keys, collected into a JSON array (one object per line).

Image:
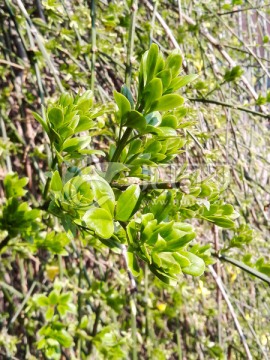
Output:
[{"xmin": 188, "ymin": 98, "xmax": 270, "ymax": 119}]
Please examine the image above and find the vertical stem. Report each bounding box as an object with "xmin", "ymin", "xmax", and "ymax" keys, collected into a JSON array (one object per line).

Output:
[
  {"xmin": 91, "ymin": 0, "xmax": 96, "ymax": 92},
  {"xmin": 121, "ymin": 244, "xmax": 137, "ymax": 359},
  {"xmin": 176, "ymin": 320, "xmax": 183, "ymax": 360},
  {"xmin": 149, "ymin": 1, "xmax": 158, "ymax": 45},
  {"xmin": 13, "ymin": 0, "xmax": 64, "ymax": 93},
  {"xmin": 209, "ymin": 266, "xmax": 253, "ymax": 360},
  {"xmin": 213, "ymin": 225, "xmax": 222, "ymax": 346},
  {"xmin": 178, "ymin": 0, "xmax": 183, "ymax": 25},
  {"xmin": 0, "ymin": 114, "xmax": 12, "ymax": 172},
  {"xmin": 111, "ymin": 127, "xmax": 133, "ymax": 163},
  {"xmin": 130, "ymin": 296, "xmax": 138, "ymax": 360},
  {"xmin": 58, "ymin": 255, "xmax": 63, "ymax": 280},
  {"xmin": 77, "ymin": 253, "xmax": 83, "ymax": 357},
  {"xmin": 125, "ymin": 0, "xmax": 138, "ymax": 87}
]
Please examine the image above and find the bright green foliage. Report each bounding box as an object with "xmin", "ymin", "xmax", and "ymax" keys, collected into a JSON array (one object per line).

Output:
[
  {"xmin": 224, "ymin": 66, "xmax": 244, "ymax": 82},
  {"xmin": 0, "ymin": 0, "xmax": 269, "ymax": 358},
  {"xmin": 115, "ymin": 185, "xmax": 140, "ymax": 221},
  {"xmin": 0, "ymin": 173, "xmax": 40, "ymax": 241},
  {"xmin": 33, "ymin": 91, "xmax": 106, "ymax": 161},
  {"xmin": 33, "ymin": 231, "xmax": 70, "ymax": 255},
  {"xmin": 33, "ymin": 287, "xmax": 75, "ymax": 359},
  {"xmin": 83, "ymin": 208, "xmax": 114, "ymax": 239},
  {"xmin": 39, "ymin": 44, "xmax": 240, "ymax": 285}
]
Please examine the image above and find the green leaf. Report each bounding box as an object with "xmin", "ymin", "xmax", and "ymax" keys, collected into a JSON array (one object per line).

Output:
[
  {"xmin": 156, "ymin": 69, "xmax": 172, "ymax": 91},
  {"xmin": 36, "ymin": 295, "xmax": 50, "ymax": 307},
  {"xmin": 32, "ymin": 111, "xmax": 49, "ymax": 134},
  {"xmin": 128, "ymin": 139, "xmax": 142, "ymax": 157},
  {"xmin": 54, "ymin": 329, "xmax": 73, "ymax": 348},
  {"xmin": 105, "ymin": 163, "xmax": 129, "ymax": 183},
  {"xmin": 51, "ymin": 171, "xmax": 63, "ymax": 192},
  {"xmin": 114, "ymin": 90, "xmax": 131, "ymax": 123},
  {"xmin": 45, "ymin": 307, "xmax": 54, "ymax": 321},
  {"xmin": 75, "ymin": 116, "xmax": 95, "ymax": 133},
  {"xmin": 49, "ymin": 291, "xmax": 59, "ymax": 305},
  {"xmin": 121, "ymin": 85, "xmax": 134, "ymax": 108},
  {"xmin": 258, "ymin": 264, "xmax": 270, "ymax": 276},
  {"xmin": 115, "ymin": 184, "xmax": 140, "ymax": 221},
  {"xmin": 160, "ymin": 115, "xmax": 178, "ymax": 129},
  {"xmin": 179, "ymin": 251, "xmax": 205, "ymax": 276},
  {"xmin": 83, "ymin": 207, "xmax": 114, "ymax": 239},
  {"xmin": 127, "ymin": 249, "xmax": 140, "ymax": 277},
  {"xmin": 59, "ymin": 293, "xmax": 71, "ymax": 305},
  {"xmin": 125, "ymin": 110, "xmax": 147, "ymax": 130},
  {"xmin": 203, "ymin": 216, "xmax": 235, "ymax": 228},
  {"xmin": 143, "ymin": 78, "xmax": 163, "ymax": 112},
  {"xmin": 221, "ymin": 204, "xmax": 234, "ymax": 215},
  {"xmin": 150, "ymin": 94, "xmax": 184, "ymax": 112},
  {"xmin": 48, "ymin": 107, "xmax": 64, "ymax": 129},
  {"xmin": 59, "ymin": 93, "xmax": 73, "ymax": 107},
  {"xmin": 4, "ymin": 173, "xmax": 28, "ymax": 198},
  {"xmin": 75, "ymin": 90, "xmax": 93, "ymax": 111},
  {"xmin": 149, "ymin": 264, "xmax": 177, "ymax": 285},
  {"xmin": 165, "ymin": 51, "xmax": 182, "ymax": 78},
  {"xmin": 169, "ymin": 74, "xmax": 198, "ymax": 90},
  {"xmin": 146, "ymin": 43, "xmax": 159, "ymax": 82},
  {"xmin": 172, "ymin": 252, "xmax": 191, "ymax": 267},
  {"xmin": 224, "ymin": 66, "xmax": 243, "ymax": 82},
  {"xmin": 62, "ymin": 136, "xmax": 91, "ymax": 152},
  {"xmin": 84, "ymin": 173, "xmax": 115, "ymax": 215}
]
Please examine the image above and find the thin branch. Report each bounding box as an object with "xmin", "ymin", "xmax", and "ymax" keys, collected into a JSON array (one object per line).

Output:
[
  {"xmin": 13, "ymin": 0, "xmax": 64, "ymax": 93},
  {"xmin": 10, "ymin": 281, "xmax": 37, "ymax": 324},
  {"xmin": 188, "ymin": 97, "xmax": 270, "ymax": 119},
  {"xmin": 112, "ymin": 181, "xmax": 184, "ymax": 191},
  {"xmin": 90, "ymin": 0, "xmax": 96, "ymax": 92},
  {"xmin": 209, "ymin": 266, "xmax": 253, "ymax": 360},
  {"xmin": 215, "ymin": 253, "xmax": 270, "ymax": 286},
  {"xmin": 125, "ymin": 0, "xmax": 138, "ymax": 87},
  {"xmin": 0, "ymin": 59, "xmax": 24, "ymax": 69},
  {"xmin": 217, "ymin": 3, "xmax": 270, "ymax": 16}
]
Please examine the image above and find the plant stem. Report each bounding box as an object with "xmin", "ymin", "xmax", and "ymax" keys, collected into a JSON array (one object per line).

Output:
[
  {"xmin": 215, "ymin": 253, "xmax": 270, "ymax": 286},
  {"xmin": 90, "ymin": 0, "xmax": 96, "ymax": 92},
  {"xmin": 188, "ymin": 98, "xmax": 270, "ymax": 119},
  {"xmin": 209, "ymin": 266, "xmax": 253, "ymax": 360},
  {"xmin": 112, "ymin": 180, "xmax": 185, "ymax": 191},
  {"xmin": 111, "ymin": 128, "xmax": 133, "ymax": 163},
  {"xmin": 0, "ymin": 235, "xmax": 10, "ymax": 252},
  {"xmin": 130, "ymin": 296, "xmax": 138, "ymax": 360},
  {"xmin": 176, "ymin": 324, "xmax": 183, "ymax": 360},
  {"xmin": 125, "ymin": 0, "xmax": 138, "ymax": 87},
  {"xmin": 12, "ymin": 0, "xmax": 64, "ymax": 93},
  {"xmin": 10, "ymin": 281, "xmax": 36, "ymax": 325}
]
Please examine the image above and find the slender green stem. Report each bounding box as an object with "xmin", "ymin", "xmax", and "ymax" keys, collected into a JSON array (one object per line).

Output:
[
  {"xmin": 149, "ymin": 1, "xmax": 158, "ymax": 45},
  {"xmin": 215, "ymin": 253, "xmax": 270, "ymax": 286},
  {"xmin": 0, "ymin": 280, "xmax": 23, "ymax": 299},
  {"xmin": 111, "ymin": 128, "xmax": 133, "ymax": 163},
  {"xmin": 90, "ymin": 0, "xmax": 96, "ymax": 92},
  {"xmin": 58, "ymin": 255, "xmax": 63, "ymax": 280},
  {"xmin": 176, "ymin": 323, "xmax": 183, "ymax": 360},
  {"xmin": 130, "ymin": 297, "xmax": 138, "ymax": 360},
  {"xmin": 10, "ymin": 282, "xmax": 37, "ymax": 325},
  {"xmin": 13, "ymin": 0, "xmax": 64, "ymax": 93},
  {"xmin": 0, "ymin": 114, "xmax": 12, "ymax": 172},
  {"xmin": 125, "ymin": 0, "xmax": 138, "ymax": 87},
  {"xmin": 43, "ymin": 155, "xmax": 58, "ymax": 200}
]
